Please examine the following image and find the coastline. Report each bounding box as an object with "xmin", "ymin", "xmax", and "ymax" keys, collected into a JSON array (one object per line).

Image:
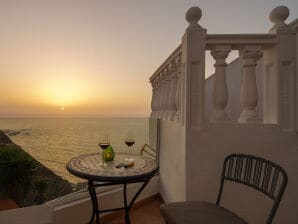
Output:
[{"xmin": 0, "ymin": 130, "xmax": 74, "ymax": 206}]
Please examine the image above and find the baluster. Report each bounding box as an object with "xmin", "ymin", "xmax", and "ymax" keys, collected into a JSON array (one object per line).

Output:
[
  {"xmin": 150, "ymin": 79, "xmax": 157, "ymax": 118},
  {"xmin": 210, "ymin": 45, "xmax": 231, "ymax": 122},
  {"xmin": 162, "ymin": 67, "xmax": 171, "ymax": 119},
  {"xmin": 160, "ymin": 70, "xmax": 168, "ymax": 119},
  {"xmin": 174, "ymin": 55, "xmax": 182, "ymax": 122},
  {"xmin": 238, "ymin": 46, "xmax": 261, "ymax": 123},
  {"xmin": 156, "ymin": 73, "xmax": 163, "ymax": 118},
  {"xmin": 167, "ymin": 60, "xmax": 179, "ymax": 121},
  {"xmin": 154, "ymin": 78, "xmax": 160, "ymax": 118}
]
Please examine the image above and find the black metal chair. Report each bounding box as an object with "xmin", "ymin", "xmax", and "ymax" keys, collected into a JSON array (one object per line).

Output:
[
  {"xmin": 140, "ymin": 144, "xmax": 157, "ymax": 161},
  {"xmin": 140, "ymin": 144, "xmax": 159, "ymax": 175},
  {"xmin": 161, "ymin": 154, "xmax": 288, "ymax": 224}
]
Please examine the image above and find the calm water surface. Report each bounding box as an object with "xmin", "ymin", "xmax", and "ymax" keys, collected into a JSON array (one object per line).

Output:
[{"xmin": 0, "ymin": 118, "xmax": 149, "ymax": 183}]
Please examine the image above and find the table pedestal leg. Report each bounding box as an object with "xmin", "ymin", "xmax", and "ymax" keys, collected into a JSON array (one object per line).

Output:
[
  {"xmin": 123, "ymin": 184, "xmax": 130, "ymax": 224},
  {"xmin": 88, "ymin": 181, "xmax": 99, "ymax": 224},
  {"xmin": 123, "ymin": 178, "xmax": 150, "ymax": 224},
  {"xmin": 86, "ymin": 177, "xmax": 152, "ymax": 224}
]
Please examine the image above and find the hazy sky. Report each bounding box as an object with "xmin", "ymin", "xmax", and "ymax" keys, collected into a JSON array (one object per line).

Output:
[{"xmin": 0, "ymin": 0, "xmax": 297, "ymax": 118}]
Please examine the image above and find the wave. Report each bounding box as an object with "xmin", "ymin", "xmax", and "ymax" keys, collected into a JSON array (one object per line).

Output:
[{"xmin": 2, "ymin": 128, "xmax": 32, "ymax": 136}]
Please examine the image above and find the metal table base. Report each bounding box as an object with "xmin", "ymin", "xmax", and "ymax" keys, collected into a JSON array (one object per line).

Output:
[
  {"xmin": 66, "ymin": 153, "xmax": 158, "ymax": 224},
  {"xmin": 88, "ymin": 178, "xmax": 151, "ymax": 224}
]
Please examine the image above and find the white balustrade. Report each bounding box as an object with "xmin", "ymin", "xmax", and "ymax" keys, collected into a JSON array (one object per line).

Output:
[
  {"xmin": 152, "ymin": 73, "xmax": 160, "ymax": 118},
  {"xmin": 238, "ymin": 46, "xmax": 261, "ymax": 123},
  {"xmin": 152, "ymin": 79, "xmax": 160, "ymax": 118},
  {"xmin": 149, "ymin": 47, "xmax": 182, "ymax": 121},
  {"xmin": 174, "ymin": 71, "xmax": 182, "ymax": 122},
  {"xmin": 269, "ymin": 6, "xmax": 289, "ymax": 33},
  {"xmin": 149, "ymin": 5, "xmax": 296, "ymax": 129},
  {"xmin": 161, "ymin": 67, "xmax": 170, "ymax": 119},
  {"xmin": 183, "ymin": 7, "xmax": 206, "ymax": 130},
  {"xmin": 157, "ymin": 72, "xmax": 166, "ymax": 118},
  {"xmin": 149, "ymin": 79, "xmax": 155, "ymax": 118},
  {"xmin": 174, "ymin": 56, "xmax": 182, "ymax": 122},
  {"xmin": 166, "ymin": 59, "xmax": 179, "ymax": 121},
  {"xmin": 209, "ymin": 45, "xmax": 231, "ymax": 122},
  {"xmin": 166, "ymin": 67, "xmax": 174, "ymax": 120}
]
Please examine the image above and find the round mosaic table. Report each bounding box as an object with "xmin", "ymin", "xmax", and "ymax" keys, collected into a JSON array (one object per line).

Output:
[{"xmin": 66, "ymin": 152, "xmax": 158, "ymax": 224}]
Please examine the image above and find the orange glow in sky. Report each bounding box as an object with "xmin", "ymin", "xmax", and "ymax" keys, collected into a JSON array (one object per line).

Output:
[{"xmin": 0, "ymin": 0, "xmax": 297, "ymax": 118}]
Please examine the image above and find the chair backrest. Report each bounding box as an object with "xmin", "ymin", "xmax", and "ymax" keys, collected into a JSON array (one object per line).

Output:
[
  {"xmin": 140, "ymin": 144, "xmax": 157, "ymax": 161},
  {"xmin": 216, "ymin": 154, "xmax": 288, "ymax": 224}
]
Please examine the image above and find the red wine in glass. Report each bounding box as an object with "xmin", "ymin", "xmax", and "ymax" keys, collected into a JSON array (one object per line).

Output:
[
  {"xmin": 98, "ymin": 133, "xmax": 110, "ymax": 167},
  {"xmin": 98, "ymin": 143, "xmax": 110, "ymax": 149},
  {"xmin": 125, "ymin": 140, "xmax": 135, "ymax": 147},
  {"xmin": 124, "ymin": 131, "xmax": 135, "ymax": 151}
]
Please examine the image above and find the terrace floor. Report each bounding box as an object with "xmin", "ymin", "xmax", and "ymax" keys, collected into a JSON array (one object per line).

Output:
[{"xmin": 100, "ymin": 195, "xmax": 165, "ymax": 224}]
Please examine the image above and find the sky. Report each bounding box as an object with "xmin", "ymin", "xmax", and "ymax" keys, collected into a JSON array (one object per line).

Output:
[{"xmin": 0, "ymin": 0, "xmax": 297, "ymax": 118}]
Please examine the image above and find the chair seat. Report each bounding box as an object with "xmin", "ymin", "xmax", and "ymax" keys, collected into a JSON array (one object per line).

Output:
[{"xmin": 160, "ymin": 201, "xmax": 248, "ymax": 224}]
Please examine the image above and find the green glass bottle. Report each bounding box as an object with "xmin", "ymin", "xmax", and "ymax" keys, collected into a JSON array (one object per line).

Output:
[{"xmin": 102, "ymin": 146, "xmax": 114, "ymax": 161}]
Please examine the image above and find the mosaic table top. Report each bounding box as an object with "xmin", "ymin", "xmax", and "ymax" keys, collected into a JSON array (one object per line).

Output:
[{"xmin": 66, "ymin": 152, "xmax": 158, "ymax": 182}]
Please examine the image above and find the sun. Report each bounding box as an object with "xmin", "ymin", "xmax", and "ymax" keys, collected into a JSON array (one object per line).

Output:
[{"xmin": 61, "ymin": 106, "xmax": 65, "ymax": 111}]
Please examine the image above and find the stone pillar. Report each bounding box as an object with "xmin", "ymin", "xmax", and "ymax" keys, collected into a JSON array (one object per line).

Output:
[
  {"xmin": 210, "ymin": 45, "xmax": 231, "ymax": 122},
  {"xmin": 238, "ymin": 46, "xmax": 261, "ymax": 123},
  {"xmin": 182, "ymin": 7, "xmax": 206, "ymax": 130},
  {"xmin": 263, "ymin": 6, "xmax": 297, "ymax": 131}
]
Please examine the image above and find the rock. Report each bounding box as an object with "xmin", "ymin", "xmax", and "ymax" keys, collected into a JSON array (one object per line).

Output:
[{"xmin": 0, "ymin": 131, "xmax": 13, "ymax": 145}]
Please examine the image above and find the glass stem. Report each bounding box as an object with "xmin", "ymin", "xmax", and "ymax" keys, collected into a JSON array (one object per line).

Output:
[{"xmin": 102, "ymin": 150, "xmax": 105, "ymax": 167}]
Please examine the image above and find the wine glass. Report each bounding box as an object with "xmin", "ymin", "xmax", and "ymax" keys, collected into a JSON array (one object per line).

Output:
[
  {"xmin": 124, "ymin": 132, "xmax": 135, "ymax": 151},
  {"xmin": 98, "ymin": 133, "xmax": 110, "ymax": 167}
]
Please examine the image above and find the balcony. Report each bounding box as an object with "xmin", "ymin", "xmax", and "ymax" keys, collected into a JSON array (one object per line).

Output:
[{"xmin": 0, "ymin": 4, "xmax": 298, "ymax": 224}]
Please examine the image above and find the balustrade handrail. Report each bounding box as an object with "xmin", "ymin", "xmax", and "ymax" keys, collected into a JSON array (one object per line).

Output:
[
  {"xmin": 150, "ymin": 33, "xmax": 276, "ymax": 82},
  {"xmin": 149, "ymin": 45, "xmax": 182, "ymax": 82},
  {"xmin": 206, "ymin": 34, "xmax": 277, "ymax": 49}
]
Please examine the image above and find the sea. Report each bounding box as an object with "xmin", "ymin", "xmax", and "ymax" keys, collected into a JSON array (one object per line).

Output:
[{"xmin": 0, "ymin": 118, "xmax": 149, "ymax": 184}]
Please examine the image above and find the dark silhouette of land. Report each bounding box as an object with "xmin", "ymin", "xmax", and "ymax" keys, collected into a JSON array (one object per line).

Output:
[{"xmin": 0, "ymin": 130, "xmax": 73, "ymax": 207}]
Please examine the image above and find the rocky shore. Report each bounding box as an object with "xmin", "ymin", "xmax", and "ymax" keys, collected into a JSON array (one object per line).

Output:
[{"xmin": 0, "ymin": 130, "xmax": 74, "ymax": 206}]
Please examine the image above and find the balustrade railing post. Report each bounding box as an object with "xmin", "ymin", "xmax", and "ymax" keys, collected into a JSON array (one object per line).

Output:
[
  {"xmin": 210, "ymin": 45, "xmax": 231, "ymax": 122},
  {"xmin": 264, "ymin": 6, "xmax": 297, "ymax": 131},
  {"xmin": 238, "ymin": 46, "xmax": 261, "ymax": 123},
  {"xmin": 182, "ymin": 7, "xmax": 206, "ymax": 130}
]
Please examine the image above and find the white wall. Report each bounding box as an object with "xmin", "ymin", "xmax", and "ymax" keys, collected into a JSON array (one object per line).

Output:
[
  {"xmin": 186, "ymin": 124, "xmax": 298, "ymax": 224},
  {"xmin": 156, "ymin": 16, "xmax": 298, "ymax": 224},
  {"xmin": 159, "ymin": 120, "xmax": 186, "ymax": 202}
]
